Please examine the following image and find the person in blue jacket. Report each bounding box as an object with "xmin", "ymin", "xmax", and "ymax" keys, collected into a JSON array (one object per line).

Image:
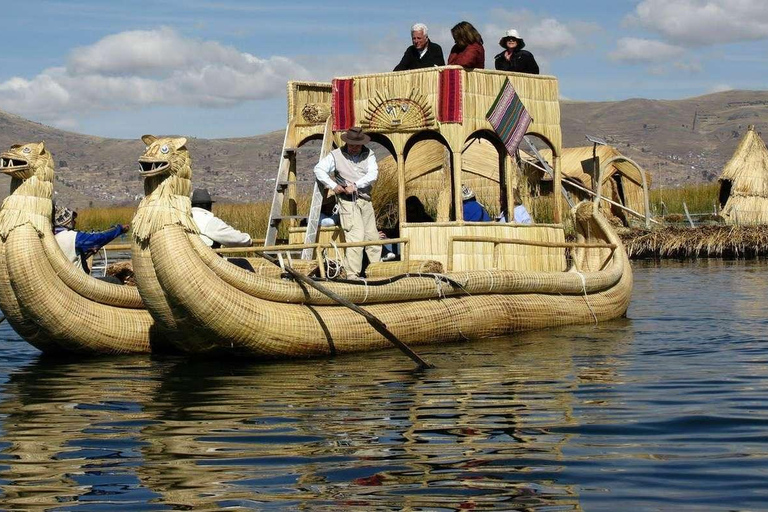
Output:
[
  {"xmin": 461, "ymin": 185, "xmax": 491, "ymax": 222},
  {"xmin": 53, "ymin": 205, "xmax": 129, "ymax": 274}
]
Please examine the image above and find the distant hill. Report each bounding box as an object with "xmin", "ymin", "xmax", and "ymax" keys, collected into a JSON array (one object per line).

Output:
[{"xmin": 1, "ymin": 90, "xmax": 767, "ymax": 208}]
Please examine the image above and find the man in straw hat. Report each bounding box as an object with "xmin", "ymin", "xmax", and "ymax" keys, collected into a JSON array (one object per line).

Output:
[
  {"xmin": 53, "ymin": 204, "xmax": 129, "ymax": 274},
  {"xmin": 314, "ymin": 126, "xmax": 381, "ymax": 279},
  {"xmin": 190, "ymin": 188, "xmax": 252, "ymax": 249},
  {"xmin": 494, "ymin": 29, "xmax": 539, "ymax": 74}
]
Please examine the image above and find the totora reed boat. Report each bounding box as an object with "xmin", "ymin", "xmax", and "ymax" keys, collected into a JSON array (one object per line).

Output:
[
  {"xmin": 0, "ymin": 142, "xmax": 163, "ymax": 354},
  {"xmin": 130, "ymin": 67, "xmax": 633, "ymax": 359}
]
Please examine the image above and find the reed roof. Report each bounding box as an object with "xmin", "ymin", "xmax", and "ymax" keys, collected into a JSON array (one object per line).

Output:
[
  {"xmin": 540, "ymin": 146, "xmax": 651, "ymax": 189},
  {"xmin": 719, "ymin": 125, "xmax": 768, "ymax": 196}
]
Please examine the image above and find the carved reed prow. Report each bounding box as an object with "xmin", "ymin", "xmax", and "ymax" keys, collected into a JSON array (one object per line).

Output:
[
  {"xmin": 0, "ymin": 142, "xmax": 55, "ymax": 239},
  {"xmin": 131, "ymin": 135, "xmax": 198, "ymax": 244}
]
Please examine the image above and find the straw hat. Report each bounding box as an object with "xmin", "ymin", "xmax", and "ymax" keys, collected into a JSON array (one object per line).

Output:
[
  {"xmin": 499, "ymin": 29, "xmax": 524, "ymax": 48},
  {"xmin": 461, "ymin": 185, "xmax": 476, "ymax": 200},
  {"xmin": 191, "ymin": 188, "xmax": 215, "ymax": 205},
  {"xmin": 341, "ymin": 126, "xmax": 371, "ymax": 145},
  {"xmin": 54, "ymin": 205, "xmax": 77, "ymax": 228}
]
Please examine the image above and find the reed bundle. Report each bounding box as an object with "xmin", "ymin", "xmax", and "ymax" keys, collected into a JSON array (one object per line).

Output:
[
  {"xmin": 621, "ymin": 225, "xmax": 768, "ymax": 259},
  {"xmin": 719, "ymin": 126, "xmax": 768, "ymax": 225}
]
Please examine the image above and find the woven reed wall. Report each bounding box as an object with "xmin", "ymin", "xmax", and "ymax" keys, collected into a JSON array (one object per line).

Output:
[
  {"xmin": 287, "ymin": 81, "xmax": 333, "ymax": 145},
  {"xmin": 541, "ymin": 146, "xmax": 651, "ymax": 217},
  {"xmin": 720, "ymin": 127, "xmax": 768, "ymax": 225},
  {"xmin": 288, "ymin": 226, "xmax": 346, "ymax": 247},
  {"xmin": 336, "ymin": 67, "xmax": 561, "ymax": 155},
  {"xmin": 402, "ymin": 223, "xmax": 566, "ymax": 272}
]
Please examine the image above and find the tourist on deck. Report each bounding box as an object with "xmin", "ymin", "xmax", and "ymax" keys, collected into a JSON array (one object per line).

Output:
[
  {"xmin": 190, "ymin": 188, "xmax": 252, "ymax": 248},
  {"xmin": 313, "ymin": 127, "xmax": 381, "ymax": 279},
  {"xmin": 513, "ymin": 189, "xmax": 533, "ymax": 224},
  {"xmin": 405, "ymin": 195, "xmax": 434, "ymax": 223},
  {"xmin": 53, "ymin": 205, "xmax": 129, "ymax": 274},
  {"xmin": 461, "ymin": 186, "xmax": 492, "ymax": 222},
  {"xmin": 494, "ymin": 29, "xmax": 539, "ymax": 74},
  {"xmin": 393, "ymin": 23, "xmax": 445, "ymax": 71},
  {"xmin": 447, "ymin": 21, "xmax": 485, "ymax": 69}
]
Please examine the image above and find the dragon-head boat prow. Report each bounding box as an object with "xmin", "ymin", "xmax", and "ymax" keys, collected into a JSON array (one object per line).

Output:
[
  {"xmin": 0, "ymin": 142, "xmax": 55, "ymax": 240},
  {"xmin": 132, "ymin": 135, "xmax": 198, "ymax": 245}
]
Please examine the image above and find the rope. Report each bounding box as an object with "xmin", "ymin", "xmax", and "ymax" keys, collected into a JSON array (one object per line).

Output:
[
  {"xmin": 485, "ymin": 269, "xmax": 495, "ymax": 293},
  {"xmin": 575, "ymin": 270, "xmax": 598, "ymax": 325},
  {"xmin": 361, "ymin": 278, "xmax": 370, "ymax": 303}
]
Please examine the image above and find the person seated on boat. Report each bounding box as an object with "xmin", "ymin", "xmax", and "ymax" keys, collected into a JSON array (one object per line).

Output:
[
  {"xmin": 313, "ymin": 126, "xmax": 381, "ymax": 279},
  {"xmin": 393, "ymin": 23, "xmax": 445, "ymax": 71},
  {"xmin": 447, "ymin": 21, "xmax": 485, "ymax": 69},
  {"xmin": 512, "ymin": 188, "xmax": 533, "ymax": 224},
  {"xmin": 461, "ymin": 186, "xmax": 492, "ymax": 222},
  {"xmin": 190, "ymin": 188, "xmax": 252, "ymax": 249},
  {"xmin": 319, "ymin": 195, "xmax": 341, "ymax": 227},
  {"xmin": 53, "ymin": 205, "xmax": 129, "ymax": 276},
  {"xmin": 405, "ymin": 196, "xmax": 434, "ymax": 223},
  {"xmin": 379, "ymin": 230, "xmax": 399, "ymax": 261},
  {"xmin": 494, "ymin": 29, "xmax": 539, "ymax": 74}
]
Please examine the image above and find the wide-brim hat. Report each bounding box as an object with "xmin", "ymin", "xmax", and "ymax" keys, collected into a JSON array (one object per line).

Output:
[
  {"xmin": 499, "ymin": 28, "xmax": 523, "ymax": 48},
  {"xmin": 341, "ymin": 126, "xmax": 371, "ymax": 145},
  {"xmin": 191, "ymin": 188, "xmax": 215, "ymax": 205},
  {"xmin": 461, "ymin": 185, "xmax": 475, "ymax": 201},
  {"xmin": 54, "ymin": 205, "xmax": 77, "ymax": 227}
]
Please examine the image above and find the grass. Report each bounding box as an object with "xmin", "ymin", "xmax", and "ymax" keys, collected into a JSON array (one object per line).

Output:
[{"xmin": 649, "ymin": 182, "xmax": 720, "ymax": 216}]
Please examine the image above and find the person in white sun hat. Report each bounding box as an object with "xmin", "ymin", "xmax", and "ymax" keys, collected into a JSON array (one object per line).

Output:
[{"xmin": 494, "ymin": 28, "xmax": 539, "ymax": 74}]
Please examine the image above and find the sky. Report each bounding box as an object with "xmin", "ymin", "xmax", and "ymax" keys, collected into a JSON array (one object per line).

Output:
[{"xmin": 1, "ymin": 0, "xmax": 767, "ymax": 139}]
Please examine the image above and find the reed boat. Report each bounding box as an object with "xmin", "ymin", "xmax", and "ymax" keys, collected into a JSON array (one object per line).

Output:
[
  {"xmin": 0, "ymin": 142, "xmax": 159, "ymax": 354},
  {"xmin": 131, "ymin": 68, "xmax": 633, "ymax": 359}
]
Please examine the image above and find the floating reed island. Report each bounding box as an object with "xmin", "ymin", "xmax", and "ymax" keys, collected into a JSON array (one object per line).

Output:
[{"xmin": 621, "ymin": 125, "xmax": 768, "ymax": 259}]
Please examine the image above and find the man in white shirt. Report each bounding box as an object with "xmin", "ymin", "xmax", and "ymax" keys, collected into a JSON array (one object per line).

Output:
[
  {"xmin": 313, "ymin": 127, "xmax": 381, "ymax": 279},
  {"xmin": 190, "ymin": 188, "xmax": 252, "ymax": 248}
]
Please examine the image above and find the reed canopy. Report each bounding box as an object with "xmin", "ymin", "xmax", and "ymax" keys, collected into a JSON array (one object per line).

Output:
[
  {"xmin": 718, "ymin": 125, "xmax": 768, "ymax": 225},
  {"xmin": 531, "ymin": 145, "xmax": 652, "ymax": 226}
]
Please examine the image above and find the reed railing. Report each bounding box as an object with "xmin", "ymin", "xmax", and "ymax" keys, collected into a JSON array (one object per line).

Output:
[{"xmin": 447, "ymin": 235, "xmax": 617, "ymax": 271}]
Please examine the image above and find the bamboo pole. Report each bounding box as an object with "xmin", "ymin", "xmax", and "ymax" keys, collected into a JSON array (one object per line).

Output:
[{"xmin": 259, "ymin": 253, "xmax": 434, "ymax": 369}]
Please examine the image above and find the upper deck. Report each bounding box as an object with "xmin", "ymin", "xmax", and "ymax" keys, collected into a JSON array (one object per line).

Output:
[{"xmin": 287, "ymin": 66, "xmax": 561, "ymax": 156}]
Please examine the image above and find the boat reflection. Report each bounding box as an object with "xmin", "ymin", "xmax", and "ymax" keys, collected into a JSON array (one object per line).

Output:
[{"xmin": 0, "ymin": 325, "xmax": 632, "ymax": 509}]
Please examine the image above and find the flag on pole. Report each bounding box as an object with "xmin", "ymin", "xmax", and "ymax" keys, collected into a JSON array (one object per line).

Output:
[{"xmin": 485, "ymin": 79, "xmax": 532, "ymax": 156}]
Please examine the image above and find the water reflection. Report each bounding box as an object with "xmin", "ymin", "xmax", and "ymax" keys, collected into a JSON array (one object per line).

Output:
[
  {"xmin": 3, "ymin": 261, "xmax": 766, "ymax": 510},
  {"xmin": 0, "ymin": 326, "xmax": 632, "ymax": 510}
]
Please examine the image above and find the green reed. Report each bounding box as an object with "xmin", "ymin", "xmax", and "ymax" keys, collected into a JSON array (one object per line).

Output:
[{"xmin": 650, "ymin": 182, "xmax": 720, "ymax": 216}]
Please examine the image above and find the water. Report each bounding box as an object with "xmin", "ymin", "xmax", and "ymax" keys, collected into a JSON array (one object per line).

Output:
[{"xmin": 0, "ymin": 260, "xmax": 767, "ymax": 511}]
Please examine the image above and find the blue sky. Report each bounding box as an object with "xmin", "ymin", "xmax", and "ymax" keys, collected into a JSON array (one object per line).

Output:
[{"xmin": 1, "ymin": 0, "xmax": 766, "ymax": 139}]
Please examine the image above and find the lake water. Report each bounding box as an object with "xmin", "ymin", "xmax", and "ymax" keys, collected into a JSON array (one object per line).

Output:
[{"xmin": 0, "ymin": 260, "xmax": 767, "ymax": 511}]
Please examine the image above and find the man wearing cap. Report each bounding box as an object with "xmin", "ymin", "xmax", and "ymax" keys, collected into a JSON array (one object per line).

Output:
[
  {"xmin": 393, "ymin": 23, "xmax": 445, "ymax": 71},
  {"xmin": 494, "ymin": 29, "xmax": 539, "ymax": 74},
  {"xmin": 313, "ymin": 127, "xmax": 381, "ymax": 278},
  {"xmin": 190, "ymin": 188, "xmax": 252, "ymax": 248},
  {"xmin": 53, "ymin": 205, "xmax": 129, "ymax": 273}
]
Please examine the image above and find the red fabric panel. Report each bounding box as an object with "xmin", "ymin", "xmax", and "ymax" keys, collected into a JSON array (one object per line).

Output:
[
  {"xmin": 332, "ymin": 79, "xmax": 355, "ymax": 131},
  {"xmin": 438, "ymin": 69, "xmax": 463, "ymax": 123}
]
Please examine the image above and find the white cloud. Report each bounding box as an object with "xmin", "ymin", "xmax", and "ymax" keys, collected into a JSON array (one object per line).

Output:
[
  {"xmin": 627, "ymin": 0, "xmax": 768, "ymax": 46},
  {"xmin": 485, "ymin": 10, "xmax": 599, "ymax": 59},
  {"xmin": 0, "ymin": 27, "xmax": 311, "ymax": 126},
  {"xmin": 609, "ymin": 37, "xmax": 685, "ymax": 63}
]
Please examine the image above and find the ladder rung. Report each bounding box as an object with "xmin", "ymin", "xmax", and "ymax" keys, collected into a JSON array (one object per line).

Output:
[{"xmin": 271, "ymin": 215, "xmax": 307, "ymax": 224}]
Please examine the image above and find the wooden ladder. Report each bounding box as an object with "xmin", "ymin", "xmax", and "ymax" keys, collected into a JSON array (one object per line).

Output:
[{"xmin": 264, "ymin": 118, "xmax": 335, "ymax": 256}]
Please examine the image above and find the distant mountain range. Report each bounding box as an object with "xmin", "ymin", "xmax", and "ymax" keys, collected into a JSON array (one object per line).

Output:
[{"xmin": 1, "ymin": 89, "xmax": 766, "ymax": 208}]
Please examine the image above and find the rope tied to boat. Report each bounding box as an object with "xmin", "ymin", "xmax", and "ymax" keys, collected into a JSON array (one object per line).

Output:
[
  {"xmin": 485, "ymin": 269, "xmax": 495, "ymax": 293},
  {"xmin": 323, "ymin": 241, "xmax": 343, "ymax": 279},
  {"xmin": 575, "ymin": 270, "xmax": 598, "ymax": 325}
]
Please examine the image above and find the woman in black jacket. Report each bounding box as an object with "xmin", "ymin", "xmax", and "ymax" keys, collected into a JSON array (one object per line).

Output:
[{"xmin": 494, "ymin": 29, "xmax": 539, "ymax": 74}]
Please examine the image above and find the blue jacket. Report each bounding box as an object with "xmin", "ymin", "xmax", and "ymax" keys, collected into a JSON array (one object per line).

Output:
[{"xmin": 463, "ymin": 199, "xmax": 491, "ymax": 222}]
